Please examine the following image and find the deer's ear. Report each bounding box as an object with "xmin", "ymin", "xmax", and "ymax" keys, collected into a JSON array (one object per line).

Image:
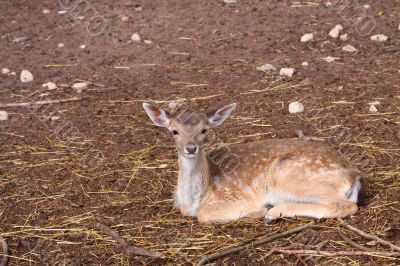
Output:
[
  {"xmin": 143, "ymin": 103, "xmax": 170, "ymax": 127},
  {"xmin": 208, "ymin": 103, "xmax": 236, "ymax": 127}
]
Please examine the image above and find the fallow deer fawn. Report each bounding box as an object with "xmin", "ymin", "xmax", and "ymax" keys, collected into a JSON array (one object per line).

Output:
[{"xmin": 143, "ymin": 103, "xmax": 362, "ymax": 223}]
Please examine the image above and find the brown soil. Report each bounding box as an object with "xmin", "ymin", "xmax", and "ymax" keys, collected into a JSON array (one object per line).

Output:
[{"xmin": 1, "ymin": 0, "xmax": 399, "ymax": 265}]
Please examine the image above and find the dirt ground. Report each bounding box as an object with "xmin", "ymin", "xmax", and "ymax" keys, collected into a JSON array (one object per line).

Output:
[{"xmin": 1, "ymin": 0, "xmax": 400, "ymax": 265}]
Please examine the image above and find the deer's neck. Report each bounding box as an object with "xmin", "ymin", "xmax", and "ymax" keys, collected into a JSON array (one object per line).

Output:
[{"xmin": 176, "ymin": 152, "xmax": 210, "ymax": 216}]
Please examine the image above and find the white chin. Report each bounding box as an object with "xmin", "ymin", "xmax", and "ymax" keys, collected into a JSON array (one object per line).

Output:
[{"xmin": 183, "ymin": 153, "xmax": 198, "ymax": 159}]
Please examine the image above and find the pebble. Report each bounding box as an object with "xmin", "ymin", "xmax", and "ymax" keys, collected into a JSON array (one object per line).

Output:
[
  {"xmin": 369, "ymin": 105, "xmax": 378, "ymax": 113},
  {"xmin": 342, "ymin": 45, "xmax": 358, "ymax": 53},
  {"xmin": 144, "ymin": 40, "xmax": 153, "ymax": 44},
  {"xmin": 370, "ymin": 34, "xmax": 388, "ymax": 42},
  {"xmin": 300, "ymin": 33, "xmax": 314, "ymax": 43},
  {"xmin": 302, "ymin": 62, "xmax": 309, "ymax": 67},
  {"xmin": 131, "ymin": 33, "xmax": 141, "ymax": 42},
  {"xmin": 363, "ymin": 4, "xmax": 371, "ymax": 9},
  {"xmin": 135, "ymin": 6, "xmax": 143, "ymax": 11},
  {"xmin": 20, "ymin": 70, "xmax": 33, "ymax": 83},
  {"xmin": 13, "ymin": 36, "xmax": 29, "ymax": 43},
  {"xmin": 279, "ymin": 68, "xmax": 295, "ymax": 77},
  {"xmin": 58, "ymin": 43, "xmax": 65, "ymax": 48},
  {"xmin": 329, "ymin": 24, "xmax": 343, "ymax": 38},
  {"xmin": 50, "ymin": 116, "xmax": 61, "ymax": 121},
  {"xmin": 10, "ymin": 72, "xmax": 16, "ymax": 76},
  {"xmin": 339, "ymin": 34, "xmax": 348, "ymax": 41},
  {"xmin": 121, "ymin": 16, "xmax": 129, "ymax": 22},
  {"xmin": 43, "ymin": 9, "xmax": 50, "ymax": 14},
  {"xmin": 2, "ymin": 68, "xmax": 10, "ymax": 75},
  {"xmin": 72, "ymin": 82, "xmax": 88, "ymax": 93},
  {"xmin": 223, "ymin": 0, "xmax": 237, "ymax": 3},
  {"xmin": 158, "ymin": 163, "xmax": 169, "ymax": 168},
  {"xmin": 42, "ymin": 81, "xmax": 57, "ymax": 90},
  {"xmin": 79, "ymin": 44, "xmax": 86, "ymax": 49},
  {"xmin": 325, "ymin": 1, "xmax": 334, "ymax": 8},
  {"xmin": 256, "ymin": 63, "xmax": 276, "ymax": 72},
  {"xmin": 0, "ymin": 111, "xmax": 9, "ymax": 121},
  {"xmin": 288, "ymin": 102, "xmax": 304, "ymax": 114},
  {"xmin": 322, "ymin": 56, "xmax": 340, "ymax": 63},
  {"xmin": 58, "ymin": 10, "xmax": 67, "ymax": 15}
]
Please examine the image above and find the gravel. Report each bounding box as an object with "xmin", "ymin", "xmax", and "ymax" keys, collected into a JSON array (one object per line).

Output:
[
  {"xmin": 72, "ymin": 82, "xmax": 88, "ymax": 93},
  {"xmin": 2, "ymin": 68, "xmax": 10, "ymax": 75},
  {"xmin": 288, "ymin": 102, "xmax": 304, "ymax": 113},
  {"xmin": 370, "ymin": 34, "xmax": 388, "ymax": 42},
  {"xmin": 300, "ymin": 33, "xmax": 314, "ymax": 43},
  {"xmin": 329, "ymin": 24, "xmax": 343, "ymax": 38},
  {"xmin": 42, "ymin": 82, "xmax": 57, "ymax": 90},
  {"xmin": 256, "ymin": 63, "xmax": 276, "ymax": 72},
  {"xmin": 322, "ymin": 56, "xmax": 340, "ymax": 63},
  {"xmin": 279, "ymin": 68, "xmax": 295, "ymax": 77},
  {"xmin": 20, "ymin": 70, "xmax": 33, "ymax": 83},
  {"xmin": 131, "ymin": 33, "xmax": 141, "ymax": 42},
  {"xmin": 0, "ymin": 110, "xmax": 8, "ymax": 120},
  {"xmin": 342, "ymin": 45, "xmax": 358, "ymax": 53}
]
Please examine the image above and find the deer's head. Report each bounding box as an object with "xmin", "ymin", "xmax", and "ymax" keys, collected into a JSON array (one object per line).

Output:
[{"xmin": 143, "ymin": 103, "xmax": 236, "ymax": 159}]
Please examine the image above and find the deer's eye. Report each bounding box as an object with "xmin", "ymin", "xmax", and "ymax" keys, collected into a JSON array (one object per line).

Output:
[
  {"xmin": 172, "ymin": 129, "xmax": 179, "ymax": 135},
  {"xmin": 201, "ymin": 128, "xmax": 208, "ymax": 134}
]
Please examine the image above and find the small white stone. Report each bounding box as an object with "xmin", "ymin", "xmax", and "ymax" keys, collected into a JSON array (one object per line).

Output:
[
  {"xmin": 168, "ymin": 101, "xmax": 183, "ymax": 109},
  {"xmin": 20, "ymin": 70, "xmax": 33, "ymax": 83},
  {"xmin": 256, "ymin": 64, "xmax": 276, "ymax": 72},
  {"xmin": 342, "ymin": 45, "xmax": 358, "ymax": 53},
  {"xmin": 325, "ymin": 1, "xmax": 334, "ymax": 7},
  {"xmin": 121, "ymin": 16, "xmax": 129, "ymax": 22},
  {"xmin": 0, "ymin": 111, "xmax": 9, "ymax": 121},
  {"xmin": 72, "ymin": 82, "xmax": 88, "ymax": 93},
  {"xmin": 158, "ymin": 163, "xmax": 168, "ymax": 168},
  {"xmin": 279, "ymin": 68, "xmax": 295, "ymax": 77},
  {"xmin": 223, "ymin": 0, "xmax": 237, "ymax": 3},
  {"xmin": 363, "ymin": 4, "xmax": 371, "ymax": 9},
  {"xmin": 131, "ymin": 33, "xmax": 141, "ymax": 42},
  {"xmin": 58, "ymin": 43, "xmax": 65, "ymax": 48},
  {"xmin": 79, "ymin": 44, "xmax": 86, "ymax": 49},
  {"xmin": 58, "ymin": 10, "xmax": 67, "ymax": 15},
  {"xmin": 50, "ymin": 116, "xmax": 61, "ymax": 121},
  {"xmin": 144, "ymin": 40, "xmax": 153, "ymax": 44},
  {"xmin": 329, "ymin": 24, "xmax": 343, "ymax": 38},
  {"xmin": 10, "ymin": 72, "xmax": 16, "ymax": 76},
  {"xmin": 42, "ymin": 81, "xmax": 57, "ymax": 90},
  {"xmin": 300, "ymin": 33, "xmax": 314, "ymax": 43},
  {"xmin": 43, "ymin": 9, "xmax": 50, "ymax": 14},
  {"xmin": 339, "ymin": 34, "xmax": 348, "ymax": 41},
  {"xmin": 135, "ymin": 6, "xmax": 143, "ymax": 11},
  {"xmin": 369, "ymin": 105, "xmax": 378, "ymax": 113},
  {"xmin": 2, "ymin": 68, "xmax": 10, "ymax": 75},
  {"xmin": 301, "ymin": 62, "xmax": 309, "ymax": 67},
  {"xmin": 322, "ymin": 56, "xmax": 340, "ymax": 63},
  {"xmin": 370, "ymin": 34, "xmax": 388, "ymax": 42},
  {"xmin": 288, "ymin": 102, "xmax": 304, "ymax": 114}
]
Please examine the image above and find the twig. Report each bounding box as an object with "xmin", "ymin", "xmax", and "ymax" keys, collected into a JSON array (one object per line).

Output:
[
  {"xmin": 337, "ymin": 230, "xmax": 373, "ymax": 252},
  {"xmin": 269, "ymin": 249, "xmax": 400, "ymax": 258},
  {"xmin": 297, "ymin": 130, "xmax": 326, "ymax": 142},
  {"xmin": 197, "ymin": 221, "xmax": 314, "ymax": 266},
  {"xmin": 0, "ymin": 97, "xmax": 82, "ymax": 108},
  {"xmin": 337, "ymin": 218, "xmax": 400, "ymax": 252},
  {"xmin": 94, "ymin": 222, "xmax": 165, "ymax": 258},
  {"xmin": 0, "ymin": 236, "xmax": 9, "ymax": 266}
]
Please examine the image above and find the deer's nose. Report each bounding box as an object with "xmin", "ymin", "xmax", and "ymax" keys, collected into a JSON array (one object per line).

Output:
[{"xmin": 186, "ymin": 143, "xmax": 198, "ymax": 154}]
